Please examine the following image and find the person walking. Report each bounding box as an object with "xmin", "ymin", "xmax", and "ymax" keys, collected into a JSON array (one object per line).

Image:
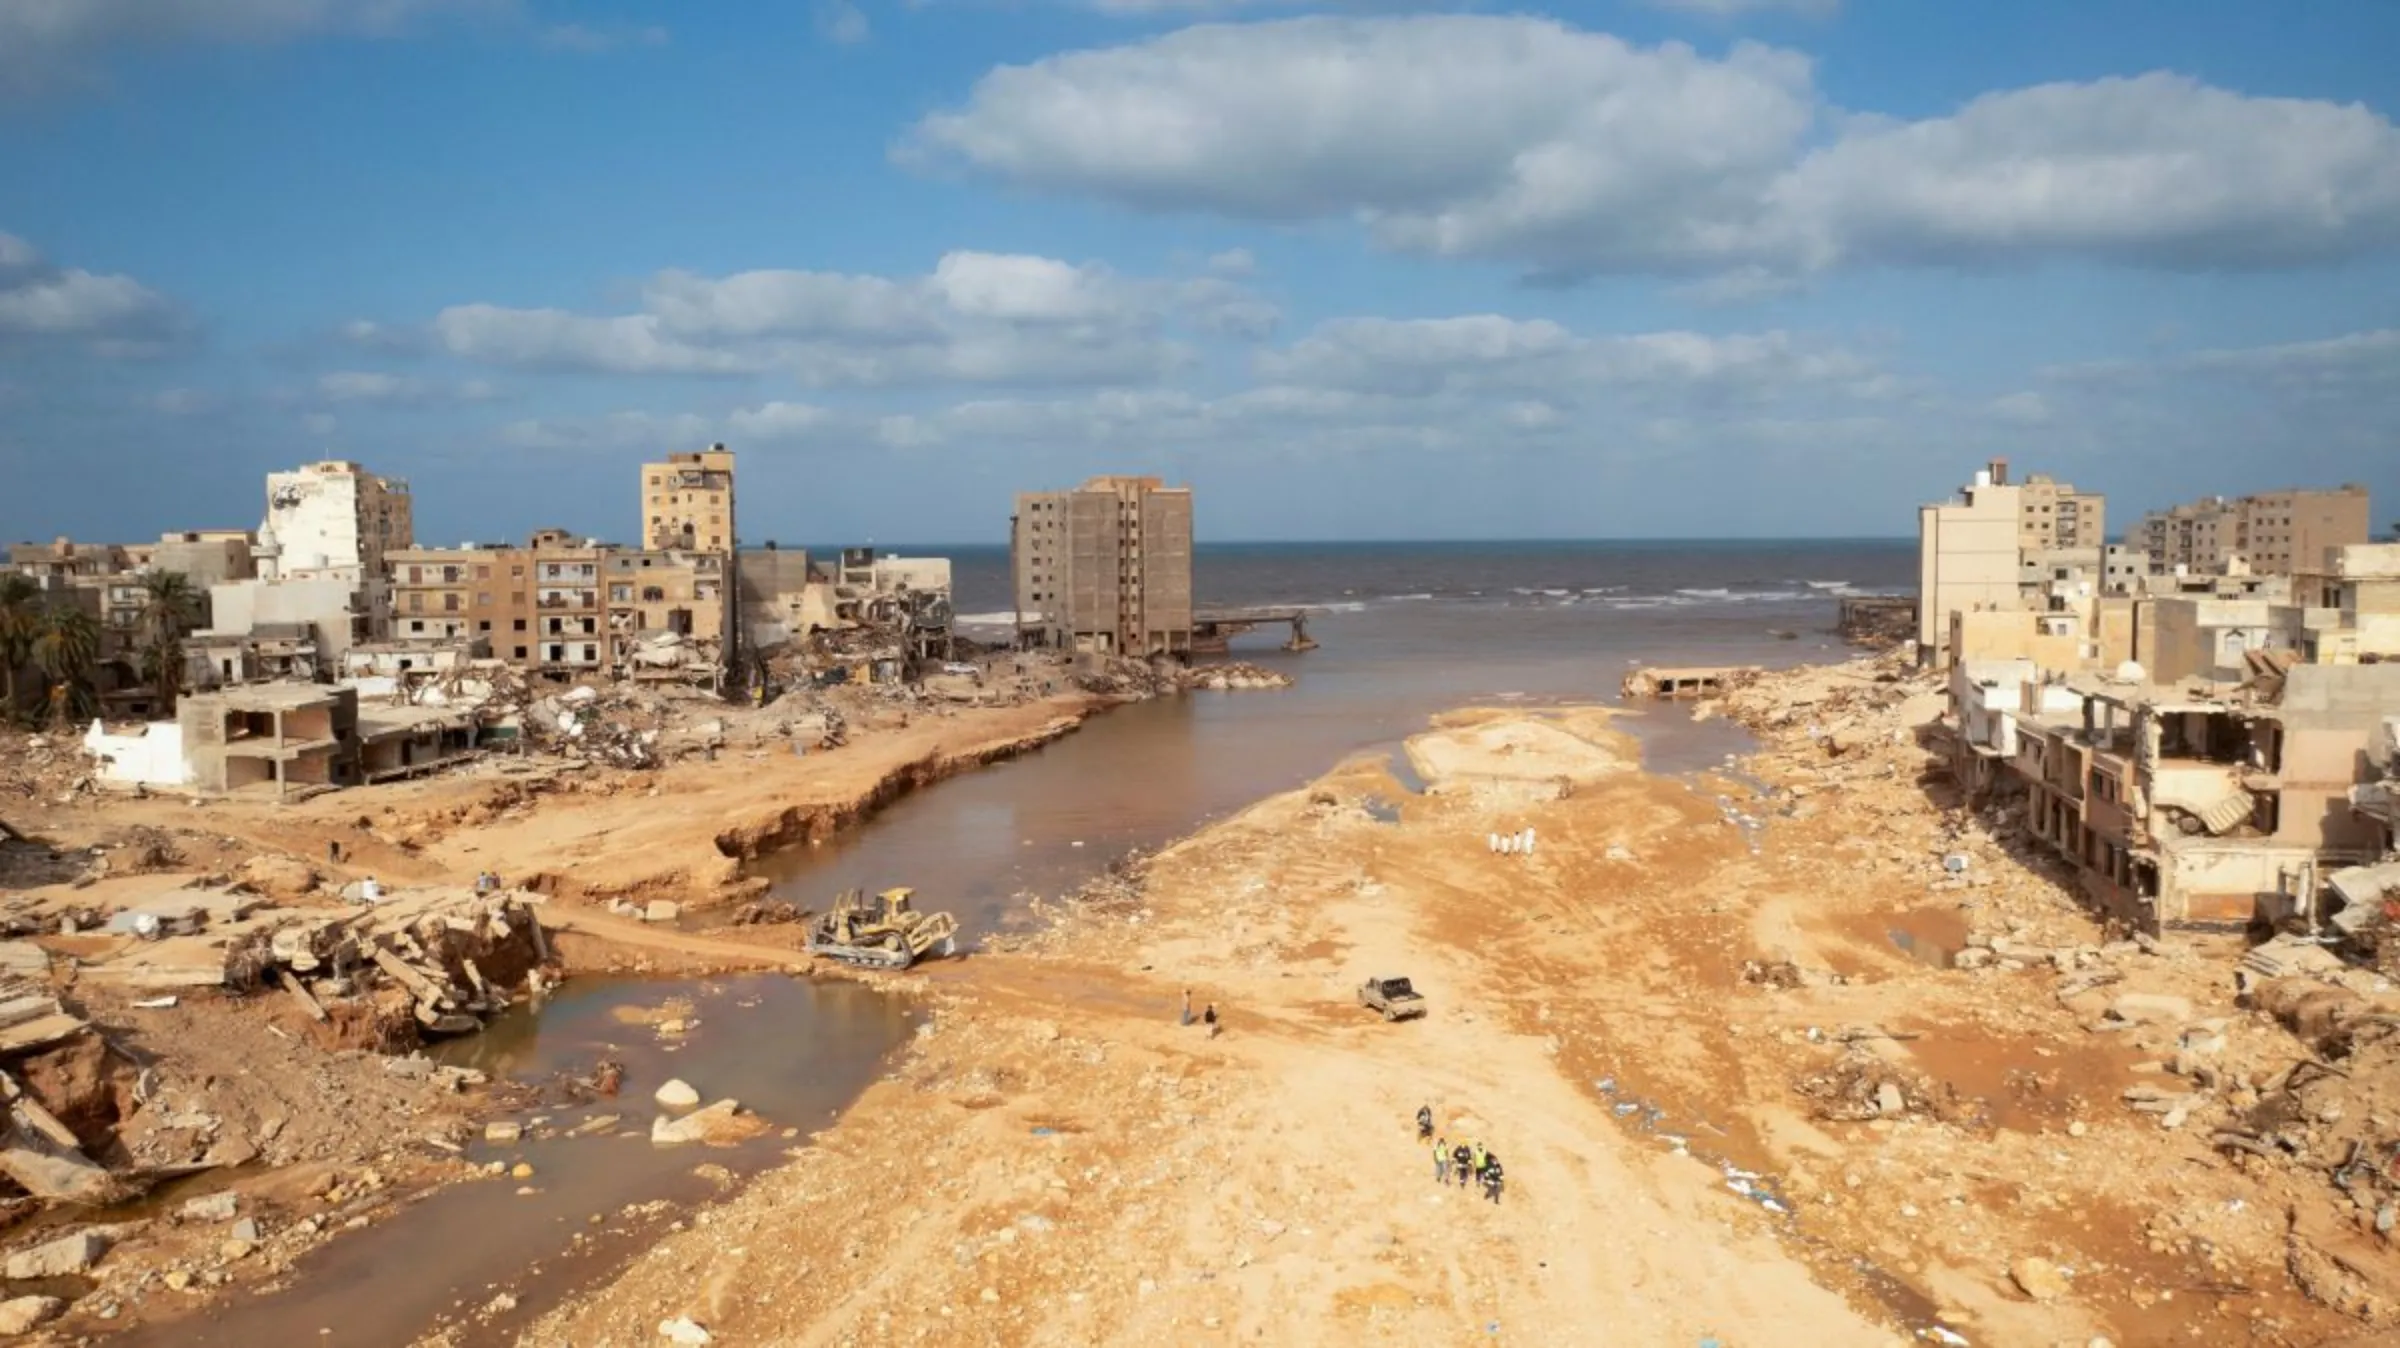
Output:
[
  {"xmin": 1433, "ymin": 1134, "xmax": 1450, "ymax": 1185},
  {"xmin": 1416, "ymin": 1105, "xmax": 1433, "ymax": 1141},
  {"xmin": 1470, "ymin": 1140, "xmax": 1486, "ymax": 1181},
  {"xmin": 326, "ymin": 839, "xmax": 341, "ymax": 865},
  {"xmin": 1203, "ymin": 1003, "xmax": 1219, "ymax": 1039},
  {"xmin": 1179, "ymin": 989, "xmax": 1193, "ymax": 1027},
  {"xmin": 1482, "ymin": 1153, "xmax": 1505, "ymax": 1204},
  {"xmin": 1452, "ymin": 1141, "xmax": 1472, "ymax": 1187}
]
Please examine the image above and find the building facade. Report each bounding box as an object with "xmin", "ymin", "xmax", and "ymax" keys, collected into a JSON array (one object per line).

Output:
[
  {"xmin": 2135, "ymin": 486, "xmax": 2371, "ymax": 578},
  {"xmin": 1917, "ymin": 460, "xmax": 2028, "ymax": 664},
  {"xmin": 261, "ymin": 460, "xmax": 413, "ymax": 578},
  {"xmin": 387, "ymin": 530, "xmax": 610, "ymax": 676},
  {"xmin": 2015, "ymin": 472, "xmax": 2107, "ymax": 554},
  {"xmin": 1011, "ymin": 475, "xmax": 1194, "ymax": 658},
  {"xmin": 606, "ymin": 550, "xmax": 731, "ymax": 686},
  {"xmin": 641, "ymin": 446, "xmax": 737, "ymax": 554}
]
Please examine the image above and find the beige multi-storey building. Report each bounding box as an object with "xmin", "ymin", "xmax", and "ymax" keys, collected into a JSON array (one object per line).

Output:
[
  {"xmin": 1011, "ymin": 475, "xmax": 1194, "ymax": 658},
  {"xmin": 2015, "ymin": 472, "xmax": 2106, "ymax": 553},
  {"xmin": 1917, "ymin": 460, "xmax": 2029, "ymax": 666},
  {"xmin": 387, "ymin": 529, "xmax": 607, "ymax": 675},
  {"xmin": 606, "ymin": 550, "xmax": 730, "ymax": 686},
  {"xmin": 2135, "ymin": 485, "xmax": 2371, "ymax": 577},
  {"xmin": 641, "ymin": 446, "xmax": 737, "ymax": 554}
]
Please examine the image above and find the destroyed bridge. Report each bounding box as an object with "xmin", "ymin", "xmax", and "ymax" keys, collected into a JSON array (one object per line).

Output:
[{"xmin": 1191, "ymin": 605, "xmax": 1316, "ymax": 655}]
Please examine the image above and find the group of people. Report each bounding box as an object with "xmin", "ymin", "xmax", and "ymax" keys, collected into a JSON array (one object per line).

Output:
[
  {"xmin": 1179, "ymin": 989, "xmax": 1221, "ymax": 1038},
  {"xmin": 1417, "ymin": 1105, "xmax": 1505, "ymax": 1203}
]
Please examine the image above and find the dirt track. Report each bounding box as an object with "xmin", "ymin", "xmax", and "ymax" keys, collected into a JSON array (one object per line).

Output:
[{"xmin": 519, "ymin": 688, "xmax": 2379, "ymax": 1348}]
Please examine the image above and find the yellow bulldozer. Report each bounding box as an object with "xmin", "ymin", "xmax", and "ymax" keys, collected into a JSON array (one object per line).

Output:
[{"xmin": 805, "ymin": 887, "xmax": 961, "ymax": 970}]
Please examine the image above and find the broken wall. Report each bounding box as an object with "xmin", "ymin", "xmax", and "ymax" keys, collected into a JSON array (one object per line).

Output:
[{"xmin": 80, "ymin": 720, "xmax": 194, "ymax": 789}]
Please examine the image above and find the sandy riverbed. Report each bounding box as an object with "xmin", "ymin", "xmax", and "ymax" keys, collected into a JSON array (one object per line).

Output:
[{"xmin": 511, "ymin": 669, "xmax": 2382, "ymax": 1348}]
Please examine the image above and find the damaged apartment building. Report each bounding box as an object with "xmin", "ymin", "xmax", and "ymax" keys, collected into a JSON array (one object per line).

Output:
[
  {"xmin": 82, "ymin": 684, "xmax": 476, "ymax": 802},
  {"xmin": 1950, "ymin": 541, "xmax": 2400, "ymax": 935},
  {"xmin": 1010, "ymin": 475, "xmax": 1194, "ymax": 658}
]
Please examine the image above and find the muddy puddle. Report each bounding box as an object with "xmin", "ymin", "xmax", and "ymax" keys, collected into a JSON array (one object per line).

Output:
[
  {"xmin": 1884, "ymin": 906, "xmax": 1970, "ymax": 970},
  {"xmin": 139, "ymin": 975, "xmax": 912, "ymax": 1347}
]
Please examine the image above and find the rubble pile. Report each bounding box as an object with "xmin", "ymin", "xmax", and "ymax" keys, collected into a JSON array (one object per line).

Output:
[
  {"xmin": 0, "ymin": 733, "xmax": 93, "ymax": 806},
  {"xmin": 1181, "ymin": 662, "xmax": 1293, "ymax": 692},
  {"xmin": 63, "ymin": 883, "xmax": 549, "ymax": 1044}
]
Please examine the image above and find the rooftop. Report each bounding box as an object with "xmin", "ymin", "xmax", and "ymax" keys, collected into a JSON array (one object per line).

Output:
[{"xmin": 183, "ymin": 684, "xmax": 346, "ymax": 711}]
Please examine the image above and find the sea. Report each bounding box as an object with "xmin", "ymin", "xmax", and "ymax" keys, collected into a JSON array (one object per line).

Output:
[{"xmin": 761, "ymin": 539, "xmax": 1917, "ymax": 929}]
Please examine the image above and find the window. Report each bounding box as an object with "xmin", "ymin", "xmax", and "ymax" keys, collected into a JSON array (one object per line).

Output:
[
  {"xmin": 443, "ymin": 594, "xmax": 460, "ymax": 612},
  {"xmin": 478, "ymin": 620, "xmax": 492, "ymax": 632},
  {"xmin": 512, "ymin": 618, "xmax": 526, "ymax": 632},
  {"xmin": 476, "ymin": 592, "xmax": 491, "ymax": 607},
  {"xmin": 409, "ymin": 620, "xmax": 425, "ymax": 633},
  {"xmin": 548, "ymin": 644, "xmax": 565, "ymax": 661},
  {"xmin": 474, "ymin": 565, "xmax": 490, "ymax": 580},
  {"xmin": 513, "ymin": 646, "xmax": 528, "ymax": 660}
]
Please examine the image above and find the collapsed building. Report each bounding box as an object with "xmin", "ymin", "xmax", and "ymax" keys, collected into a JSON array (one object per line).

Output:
[
  {"xmin": 1953, "ymin": 659, "xmax": 2400, "ymax": 933},
  {"xmin": 82, "ymin": 684, "xmax": 479, "ymax": 801}
]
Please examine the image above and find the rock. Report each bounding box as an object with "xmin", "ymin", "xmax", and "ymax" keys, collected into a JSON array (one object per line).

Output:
[
  {"xmin": 181, "ymin": 1191, "xmax": 239, "ymax": 1223},
  {"xmin": 231, "ymin": 1218, "xmax": 260, "ymax": 1243},
  {"xmin": 654, "ymin": 1079, "xmax": 701, "ymax": 1110},
  {"xmin": 2108, "ymin": 993, "xmax": 2193, "ymax": 1026},
  {"xmin": 219, "ymin": 1238, "xmax": 255, "ymax": 1261},
  {"xmin": 4, "ymin": 1230, "xmax": 111, "ymax": 1279},
  {"xmin": 2011, "ymin": 1256, "xmax": 2069, "ymax": 1302},
  {"xmin": 0, "ymin": 1296, "xmax": 63, "ymax": 1335},
  {"xmin": 658, "ymin": 1316, "xmax": 712, "ymax": 1344},
  {"xmin": 511, "ymin": 1163, "xmax": 534, "ymax": 1180},
  {"xmin": 651, "ymin": 1100, "xmax": 769, "ymax": 1147},
  {"xmin": 485, "ymin": 1121, "xmax": 524, "ymax": 1143},
  {"xmin": 163, "ymin": 1270, "xmax": 193, "ymax": 1292},
  {"xmin": 644, "ymin": 901, "xmax": 681, "ymax": 924},
  {"xmin": 235, "ymin": 854, "xmax": 321, "ymax": 899},
  {"xmin": 1875, "ymin": 1082, "xmax": 1907, "ymax": 1117}
]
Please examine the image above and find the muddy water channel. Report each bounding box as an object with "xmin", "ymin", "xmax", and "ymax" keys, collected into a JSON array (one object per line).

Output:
[
  {"xmin": 147, "ymin": 977, "xmax": 910, "ymax": 1347},
  {"xmin": 139, "ymin": 600, "xmax": 1811, "ymax": 1346}
]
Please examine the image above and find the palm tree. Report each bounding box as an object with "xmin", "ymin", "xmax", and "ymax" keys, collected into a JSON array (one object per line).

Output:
[
  {"xmin": 136, "ymin": 571, "xmax": 205, "ymax": 713},
  {"xmin": 0, "ymin": 574, "xmax": 39, "ymax": 723},
  {"xmin": 31, "ymin": 606, "xmax": 99, "ymax": 730}
]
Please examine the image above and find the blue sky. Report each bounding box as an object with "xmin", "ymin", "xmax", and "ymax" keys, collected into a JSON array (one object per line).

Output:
[{"xmin": 3, "ymin": 0, "xmax": 2397, "ymax": 546}]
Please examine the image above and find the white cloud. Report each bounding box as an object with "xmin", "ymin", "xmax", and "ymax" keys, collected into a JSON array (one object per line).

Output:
[
  {"xmin": 497, "ymin": 410, "xmax": 718, "ymax": 452},
  {"xmin": 315, "ymin": 369, "xmax": 499, "ymax": 404},
  {"xmin": 0, "ymin": 0, "xmax": 508, "ymax": 95},
  {"xmin": 0, "ymin": 230, "xmax": 183, "ymax": 351},
  {"xmin": 1256, "ymin": 316, "xmax": 1879, "ymax": 398},
  {"xmin": 725, "ymin": 400, "xmax": 832, "ymax": 440},
  {"xmin": 814, "ymin": 0, "xmax": 869, "ymax": 45},
  {"xmin": 425, "ymin": 251, "xmax": 1269, "ymax": 386},
  {"xmin": 538, "ymin": 22, "xmax": 669, "ymax": 53},
  {"xmin": 1644, "ymin": 0, "xmax": 1839, "ymax": 16},
  {"xmin": 2047, "ymin": 329, "xmax": 2400, "ymax": 391},
  {"xmin": 151, "ymin": 388, "xmax": 215, "ymax": 416},
  {"xmin": 907, "ymin": 16, "xmax": 2400, "ymax": 282}
]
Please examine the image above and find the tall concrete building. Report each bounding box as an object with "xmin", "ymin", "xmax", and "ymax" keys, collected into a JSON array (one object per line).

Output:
[
  {"xmin": 2015, "ymin": 472, "xmax": 2106, "ymax": 553},
  {"xmin": 1917, "ymin": 459, "xmax": 2029, "ymax": 665},
  {"xmin": 260, "ymin": 460, "xmax": 412, "ymax": 578},
  {"xmin": 2135, "ymin": 485, "xmax": 2371, "ymax": 577},
  {"xmin": 642, "ymin": 446, "xmax": 737, "ymax": 554},
  {"xmin": 1011, "ymin": 475, "xmax": 1194, "ymax": 658}
]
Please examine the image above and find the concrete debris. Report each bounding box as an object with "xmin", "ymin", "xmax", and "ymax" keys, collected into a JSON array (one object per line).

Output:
[
  {"xmin": 0, "ymin": 1295, "xmax": 63, "ymax": 1336},
  {"xmin": 653, "ymin": 1079, "xmax": 700, "ymax": 1110},
  {"xmin": 658, "ymin": 1316, "xmax": 713, "ymax": 1344},
  {"xmin": 2009, "ymin": 1255, "xmax": 2069, "ymax": 1302},
  {"xmin": 2, "ymin": 1229, "xmax": 112, "ymax": 1280}
]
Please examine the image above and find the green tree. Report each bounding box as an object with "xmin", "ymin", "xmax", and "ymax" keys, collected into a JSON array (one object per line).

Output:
[
  {"xmin": 0, "ymin": 574, "xmax": 40, "ymax": 723},
  {"xmin": 136, "ymin": 571, "xmax": 205, "ymax": 712},
  {"xmin": 31, "ymin": 606, "xmax": 99, "ymax": 730}
]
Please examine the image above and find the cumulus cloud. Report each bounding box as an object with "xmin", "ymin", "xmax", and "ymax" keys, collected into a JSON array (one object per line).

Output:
[
  {"xmin": 0, "ymin": 230, "xmax": 184, "ymax": 353},
  {"xmin": 421, "ymin": 250, "xmax": 1271, "ymax": 386},
  {"xmin": 905, "ymin": 16, "xmax": 2400, "ymax": 283},
  {"xmin": 1255, "ymin": 316, "xmax": 1880, "ymax": 400},
  {"xmin": 0, "ymin": 0, "xmax": 508, "ymax": 95}
]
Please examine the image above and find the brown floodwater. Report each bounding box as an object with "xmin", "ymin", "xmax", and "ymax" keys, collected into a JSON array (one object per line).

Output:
[{"xmin": 132, "ymin": 975, "xmax": 912, "ymax": 1347}]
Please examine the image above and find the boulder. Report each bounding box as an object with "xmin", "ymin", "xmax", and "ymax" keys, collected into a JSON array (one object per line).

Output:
[
  {"xmin": 3, "ymin": 1230, "xmax": 110, "ymax": 1280},
  {"xmin": 485, "ymin": 1121, "xmax": 524, "ymax": 1143},
  {"xmin": 2009, "ymin": 1255, "xmax": 2069, "ymax": 1302},
  {"xmin": 644, "ymin": 901, "xmax": 681, "ymax": 924},
  {"xmin": 0, "ymin": 1296, "xmax": 61, "ymax": 1336},
  {"xmin": 236, "ymin": 854, "xmax": 322, "ymax": 899},
  {"xmin": 658, "ymin": 1317, "xmax": 712, "ymax": 1345},
  {"xmin": 2107, "ymin": 993, "xmax": 2193, "ymax": 1026},
  {"xmin": 181, "ymin": 1191, "xmax": 239, "ymax": 1223},
  {"xmin": 653, "ymin": 1079, "xmax": 700, "ymax": 1110},
  {"xmin": 651, "ymin": 1100, "xmax": 769, "ymax": 1147}
]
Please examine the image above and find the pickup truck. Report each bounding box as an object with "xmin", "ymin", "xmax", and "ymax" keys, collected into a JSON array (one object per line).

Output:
[{"xmin": 1357, "ymin": 976, "xmax": 1427, "ymax": 1022}]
